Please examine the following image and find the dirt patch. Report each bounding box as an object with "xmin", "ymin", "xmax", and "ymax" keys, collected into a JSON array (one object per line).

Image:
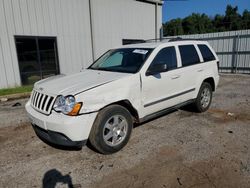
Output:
[
  {"xmin": 208, "ymin": 108, "xmax": 250, "ymax": 123},
  {"xmin": 93, "ymin": 146, "xmax": 248, "ymax": 188}
]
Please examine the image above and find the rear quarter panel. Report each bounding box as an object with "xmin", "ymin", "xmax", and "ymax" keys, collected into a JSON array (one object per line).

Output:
[{"xmin": 193, "ymin": 42, "xmax": 220, "ymax": 98}]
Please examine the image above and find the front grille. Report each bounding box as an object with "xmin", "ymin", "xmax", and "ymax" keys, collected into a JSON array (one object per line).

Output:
[{"xmin": 30, "ymin": 90, "xmax": 56, "ymax": 115}]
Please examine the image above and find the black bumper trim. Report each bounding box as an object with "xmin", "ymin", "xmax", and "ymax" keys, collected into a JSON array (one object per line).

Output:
[{"xmin": 32, "ymin": 124, "xmax": 87, "ymax": 147}]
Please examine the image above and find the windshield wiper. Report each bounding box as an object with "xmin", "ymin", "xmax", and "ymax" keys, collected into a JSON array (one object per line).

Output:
[
  {"xmin": 89, "ymin": 67, "xmax": 112, "ymax": 71},
  {"xmin": 89, "ymin": 67, "xmax": 133, "ymax": 74}
]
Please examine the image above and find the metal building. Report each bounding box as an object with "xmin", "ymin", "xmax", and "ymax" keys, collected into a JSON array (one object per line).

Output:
[{"xmin": 0, "ymin": 0, "xmax": 162, "ymax": 89}]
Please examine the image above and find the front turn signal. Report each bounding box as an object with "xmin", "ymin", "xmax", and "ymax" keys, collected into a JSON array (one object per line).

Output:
[{"xmin": 68, "ymin": 103, "xmax": 82, "ymax": 116}]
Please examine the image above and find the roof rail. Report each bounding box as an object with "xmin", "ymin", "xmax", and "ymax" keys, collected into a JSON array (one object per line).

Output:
[
  {"xmin": 143, "ymin": 37, "xmax": 203, "ymax": 43},
  {"xmin": 168, "ymin": 37, "xmax": 205, "ymax": 42},
  {"xmin": 168, "ymin": 37, "xmax": 183, "ymax": 42},
  {"xmin": 123, "ymin": 38, "xmax": 170, "ymax": 45},
  {"xmin": 123, "ymin": 37, "xmax": 204, "ymax": 45},
  {"xmin": 144, "ymin": 38, "xmax": 169, "ymax": 43}
]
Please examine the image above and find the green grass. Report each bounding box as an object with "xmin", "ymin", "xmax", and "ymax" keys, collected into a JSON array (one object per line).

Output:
[{"xmin": 0, "ymin": 85, "xmax": 33, "ymax": 96}]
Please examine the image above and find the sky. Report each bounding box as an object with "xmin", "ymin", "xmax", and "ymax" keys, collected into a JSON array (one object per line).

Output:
[{"xmin": 162, "ymin": 0, "xmax": 250, "ymax": 23}]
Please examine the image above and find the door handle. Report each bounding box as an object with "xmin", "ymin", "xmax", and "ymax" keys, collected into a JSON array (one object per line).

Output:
[
  {"xmin": 171, "ymin": 75, "xmax": 180, "ymax": 79},
  {"xmin": 198, "ymin": 69, "xmax": 204, "ymax": 72}
]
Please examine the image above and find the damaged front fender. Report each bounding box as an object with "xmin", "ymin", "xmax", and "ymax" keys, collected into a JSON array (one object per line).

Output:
[{"xmin": 75, "ymin": 74, "xmax": 142, "ymax": 116}]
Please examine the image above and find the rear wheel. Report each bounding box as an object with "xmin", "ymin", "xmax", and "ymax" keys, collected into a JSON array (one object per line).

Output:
[
  {"xmin": 89, "ymin": 105, "xmax": 133, "ymax": 154},
  {"xmin": 193, "ymin": 82, "xmax": 212, "ymax": 112}
]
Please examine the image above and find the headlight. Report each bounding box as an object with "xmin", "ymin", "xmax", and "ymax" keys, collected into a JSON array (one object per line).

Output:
[{"xmin": 53, "ymin": 95, "xmax": 82, "ymax": 116}]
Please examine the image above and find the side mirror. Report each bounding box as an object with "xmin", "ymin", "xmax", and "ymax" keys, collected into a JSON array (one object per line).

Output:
[{"xmin": 146, "ymin": 63, "xmax": 168, "ymax": 76}]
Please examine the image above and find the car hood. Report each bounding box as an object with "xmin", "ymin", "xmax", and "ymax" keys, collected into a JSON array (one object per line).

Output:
[{"xmin": 34, "ymin": 69, "xmax": 131, "ymax": 96}]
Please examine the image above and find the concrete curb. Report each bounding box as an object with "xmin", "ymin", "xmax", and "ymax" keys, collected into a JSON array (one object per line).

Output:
[{"xmin": 0, "ymin": 92, "xmax": 31, "ymax": 102}]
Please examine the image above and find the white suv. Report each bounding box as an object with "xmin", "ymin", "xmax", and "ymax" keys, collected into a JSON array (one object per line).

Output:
[{"xmin": 26, "ymin": 39, "xmax": 219, "ymax": 154}]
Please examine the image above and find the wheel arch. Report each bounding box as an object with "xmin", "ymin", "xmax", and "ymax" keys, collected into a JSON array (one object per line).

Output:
[
  {"xmin": 98, "ymin": 100, "xmax": 139, "ymax": 124},
  {"xmin": 203, "ymin": 77, "xmax": 215, "ymax": 91}
]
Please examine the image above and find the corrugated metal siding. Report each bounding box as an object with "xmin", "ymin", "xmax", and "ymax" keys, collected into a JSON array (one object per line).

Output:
[
  {"xmin": 169, "ymin": 30, "xmax": 250, "ymax": 73},
  {"xmin": 0, "ymin": 0, "xmax": 162, "ymax": 89},
  {"xmin": 0, "ymin": 0, "xmax": 93, "ymax": 88},
  {"xmin": 91, "ymin": 0, "xmax": 159, "ymax": 59}
]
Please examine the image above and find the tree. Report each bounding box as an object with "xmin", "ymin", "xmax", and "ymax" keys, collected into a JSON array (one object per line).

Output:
[
  {"xmin": 163, "ymin": 18, "xmax": 183, "ymax": 36},
  {"xmin": 223, "ymin": 5, "xmax": 242, "ymax": 30},
  {"xmin": 242, "ymin": 10, "xmax": 250, "ymax": 29},
  {"xmin": 213, "ymin": 14, "xmax": 226, "ymax": 32},
  {"xmin": 163, "ymin": 4, "xmax": 250, "ymax": 36},
  {"xmin": 182, "ymin": 14, "xmax": 197, "ymax": 34},
  {"xmin": 182, "ymin": 13, "xmax": 214, "ymax": 34}
]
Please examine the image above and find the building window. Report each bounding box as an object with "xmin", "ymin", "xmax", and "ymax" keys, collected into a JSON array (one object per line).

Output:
[
  {"xmin": 122, "ymin": 39, "xmax": 145, "ymax": 45},
  {"xmin": 15, "ymin": 36, "xmax": 60, "ymax": 85}
]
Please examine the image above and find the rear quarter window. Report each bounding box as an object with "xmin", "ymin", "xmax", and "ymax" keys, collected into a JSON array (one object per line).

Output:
[
  {"xmin": 198, "ymin": 44, "xmax": 216, "ymax": 62},
  {"xmin": 179, "ymin": 45, "xmax": 200, "ymax": 67}
]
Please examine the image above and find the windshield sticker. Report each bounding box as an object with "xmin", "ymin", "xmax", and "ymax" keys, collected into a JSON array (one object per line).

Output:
[{"xmin": 133, "ymin": 49, "xmax": 148, "ymax": 55}]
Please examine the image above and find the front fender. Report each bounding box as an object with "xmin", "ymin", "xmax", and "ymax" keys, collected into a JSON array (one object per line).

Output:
[{"xmin": 75, "ymin": 74, "xmax": 142, "ymax": 115}]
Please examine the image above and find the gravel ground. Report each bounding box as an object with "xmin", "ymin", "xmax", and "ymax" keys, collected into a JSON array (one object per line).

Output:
[{"xmin": 0, "ymin": 74, "xmax": 250, "ymax": 188}]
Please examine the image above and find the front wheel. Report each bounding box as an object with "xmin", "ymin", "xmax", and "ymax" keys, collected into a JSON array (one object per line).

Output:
[
  {"xmin": 89, "ymin": 105, "xmax": 133, "ymax": 154},
  {"xmin": 193, "ymin": 82, "xmax": 213, "ymax": 112}
]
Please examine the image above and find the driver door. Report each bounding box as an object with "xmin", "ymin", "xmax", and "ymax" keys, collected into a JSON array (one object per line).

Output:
[{"xmin": 141, "ymin": 46, "xmax": 183, "ymax": 116}]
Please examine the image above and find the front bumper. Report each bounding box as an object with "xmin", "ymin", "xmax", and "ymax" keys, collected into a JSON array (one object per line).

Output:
[
  {"xmin": 25, "ymin": 100, "xmax": 98, "ymax": 144},
  {"xmin": 32, "ymin": 124, "xmax": 87, "ymax": 147}
]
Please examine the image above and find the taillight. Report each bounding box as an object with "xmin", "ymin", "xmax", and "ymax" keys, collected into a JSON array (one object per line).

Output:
[{"xmin": 217, "ymin": 61, "xmax": 219, "ymax": 70}]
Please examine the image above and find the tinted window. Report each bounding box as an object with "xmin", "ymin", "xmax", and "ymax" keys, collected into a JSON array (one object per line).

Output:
[
  {"xmin": 198, "ymin": 44, "xmax": 216, "ymax": 62},
  {"xmin": 90, "ymin": 48, "xmax": 152, "ymax": 73},
  {"xmin": 179, "ymin": 45, "xmax": 200, "ymax": 67},
  {"xmin": 150, "ymin": 47, "xmax": 177, "ymax": 70}
]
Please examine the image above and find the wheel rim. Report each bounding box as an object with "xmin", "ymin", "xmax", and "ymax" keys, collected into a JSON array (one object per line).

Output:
[
  {"xmin": 103, "ymin": 115, "xmax": 128, "ymax": 147},
  {"xmin": 200, "ymin": 87, "xmax": 211, "ymax": 108}
]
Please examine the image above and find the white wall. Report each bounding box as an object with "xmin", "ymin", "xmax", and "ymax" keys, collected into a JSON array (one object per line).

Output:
[
  {"xmin": 0, "ymin": 0, "xmax": 93, "ymax": 88},
  {"xmin": 91, "ymin": 0, "xmax": 162, "ymax": 59}
]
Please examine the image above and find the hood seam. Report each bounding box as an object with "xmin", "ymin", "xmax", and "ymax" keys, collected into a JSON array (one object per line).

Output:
[{"xmin": 74, "ymin": 80, "xmax": 114, "ymax": 96}]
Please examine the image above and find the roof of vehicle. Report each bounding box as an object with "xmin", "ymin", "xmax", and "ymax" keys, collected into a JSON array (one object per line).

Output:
[{"xmin": 120, "ymin": 38, "xmax": 208, "ymax": 49}]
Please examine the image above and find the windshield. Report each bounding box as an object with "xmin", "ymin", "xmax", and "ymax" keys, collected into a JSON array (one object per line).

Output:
[{"xmin": 89, "ymin": 48, "xmax": 153, "ymax": 73}]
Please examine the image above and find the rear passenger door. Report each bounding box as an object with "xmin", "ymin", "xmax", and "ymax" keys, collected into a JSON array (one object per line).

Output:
[{"xmin": 177, "ymin": 44, "xmax": 203, "ymax": 103}]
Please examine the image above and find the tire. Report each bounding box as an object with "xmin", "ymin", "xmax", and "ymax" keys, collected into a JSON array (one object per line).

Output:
[
  {"xmin": 89, "ymin": 105, "xmax": 133, "ymax": 154},
  {"xmin": 193, "ymin": 82, "xmax": 213, "ymax": 113}
]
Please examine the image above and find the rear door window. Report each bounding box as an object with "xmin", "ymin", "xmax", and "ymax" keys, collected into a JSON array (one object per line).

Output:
[
  {"xmin": 179, "ymin": 45, "xmax": 200, "ymax": 67},
  {"xmin": 198, "ymin": 44, "xmax": 216, "ymax": 62}
]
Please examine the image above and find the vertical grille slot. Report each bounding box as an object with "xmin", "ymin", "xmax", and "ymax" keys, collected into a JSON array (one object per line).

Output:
[
  {"xmin": 38, "ymin": 94, "xmax": 44, "ymax": 109},
  {"xmin": 33, "ymin": 92, "xmax": 38, "ymax": 107},
  {"xmin": 32, "ymin": 91, "xmax": 37, "ymax": 105},
  {"xmin": 46, "ymin": 97, "xmax": 54, "ymax": 112},
  {"xmin": 35, "ymin": 93, "xmax": 40, "ymax": 107},
  {"xmin": 41, "ymin": 95, "xmax": 48, "ymax": 110}
]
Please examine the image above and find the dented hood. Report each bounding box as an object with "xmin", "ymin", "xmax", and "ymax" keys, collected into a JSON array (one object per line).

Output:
[{"xmin": 34, "ymin": 69, "xmax": 130, "ymax": 95}]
